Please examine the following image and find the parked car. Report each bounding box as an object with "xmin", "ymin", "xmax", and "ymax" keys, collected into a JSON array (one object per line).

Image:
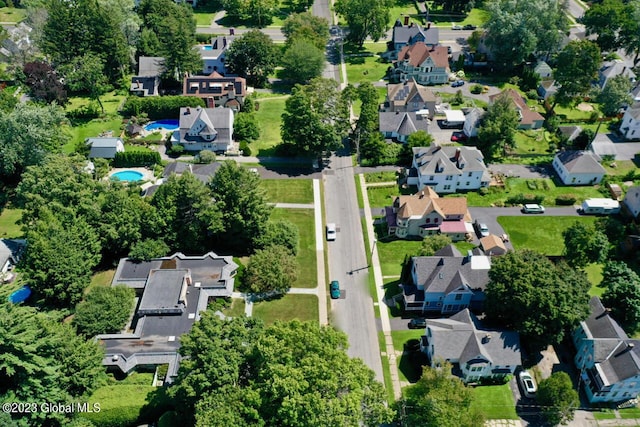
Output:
[
  {"xmin": 451, "ymin": 80, "xmax": 465, "ymax": 87},
  {"xmin": 326, "ymin": 223, "xmax": 337, "ymax": 241},
  {"xmin": 474, "ymin": 221, "xmax": 490, "ymax": 237},
  {"xmin": 451, "ymin": 131, "xmax": 468, "ymax": 142},
  {"xmin": 463, "ymin": 24, "xmax": 477, "ymax": 30},
  {"xmin": 521, "ymin": 204, "xmax": 545, "ymax": 214},
  {"xmin": 409, "ymin": 318, "xmax": 427, "ymax": 329},
  {"xmin": 330, "ymin": 280, "xmax": 340, "ymax": 299},
  {"xmin": 518, "ymin": 371, "xmax": 537, "ymax": 399},
  {"xmin": 452, "ymin": 24, "xmax": 462, "ymax": 30}
]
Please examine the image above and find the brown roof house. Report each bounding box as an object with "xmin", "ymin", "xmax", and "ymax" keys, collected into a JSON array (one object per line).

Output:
[
  {"xmin": 385, "ymin": 187, "xmax": 472, "ymax": 240},
  {"xmin": 479, "ymin": 235, "xmax": 507, "ymax": 256},
  {"xmin": 489, "ymin": 89, "xmax": 544, "ymax": 129},
  {"xmin": 391, "ymin": 42, "xmax": 450, "ymax": 85},
  {"xmin": 183, "ymin": 71, "xmax": 246, "ymax": 111},
  {"xmin": 381, "ymin": 78, "xmax": 439, "ymax": 119},
  {"xmin": 171, "ymin": 106, "xmax": 235, "ymax": 154}
]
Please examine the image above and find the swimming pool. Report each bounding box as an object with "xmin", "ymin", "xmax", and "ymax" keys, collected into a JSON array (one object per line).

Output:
[
  {"xmin": 111, "ymin": 170, "xmax": 144, "ymax": 182},
  {"xmin": 8, "ymin": 286, "xmax": 31, "ymax": 304},
  {"xmin": 144, "ymin": 119, "xmax": 179, "ymax": 131}
]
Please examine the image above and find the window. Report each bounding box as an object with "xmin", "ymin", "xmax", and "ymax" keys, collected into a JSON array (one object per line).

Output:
[
  {"xmin": 466, "ymin": 182, "xmax": 470, "ymax": 186},
  {"xmin": 425, "ymin": 218, "xmax": 431, "ymax": 223},
  {"xmin": 434, "ymin": 218, "xmax": 439, "ymax": 223},
  {"xmin": 444, "ymin": 305, "xmax": 452, "ymax": 311},
  {"xmin": 455, "ymin": 293, "xmax": 462, "ymax": 301},
  {"xmin": 443, "ymin": 185, "xmax": 451, "ymax": 190},
  {"xmin": 446, "ymin": 175, "xmax": 453, "ymax": 181},
  {"xmin": 468, "ymin": 172, "xmax": 473, "ymax": 177}
]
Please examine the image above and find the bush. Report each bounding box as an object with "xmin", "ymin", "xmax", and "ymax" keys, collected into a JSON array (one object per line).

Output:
[
  {"xmin": 121, "ymin": 96, "xmax": 205, "ymax": 120},
  {"xmin": 195, "ymin": 33, "xmax": 212, "ymax": 43},
  {"xmin": 196, "ymin": 150, "xmax": 217, "ymax": 164},
  {"xmin": 556, "ymin": 194, "xmax": 577, "ymax": 205},
  {"xmin": 167, "ymin": 145, "xmax": 184, "ymax": 157},
  {"xmin": 526, "ymin": 89, "xmax": 539, "ymax": 100},
  {"xmin": 470, "ymin": 84, "xmax": 483, "ymax": 94},
  {"xmin": 113, "ymin": 151, "xmax": 161, "ymax": 167},
  {"xmin": 239, "ymin": 141, "xmax": 252, "ymax": 156},
  {"xmin": 67, "ymin": 102, "xmax": 101, "ymax": 120},
  {"xmin": 505, "ymin": 193, "xmax": 544, "ymax": 205},
  {"xmin": 479, "ymin": 187, "xmax": 489, "ymax": 196},
  {"xmin": 73, "ymin": 286, "xmax": 136, "ymax": 337}
]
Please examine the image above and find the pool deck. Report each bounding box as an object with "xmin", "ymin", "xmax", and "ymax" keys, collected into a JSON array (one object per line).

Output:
[{"xmin": 107, "ymin": 167, "xmax": 156, "ymax": 184}]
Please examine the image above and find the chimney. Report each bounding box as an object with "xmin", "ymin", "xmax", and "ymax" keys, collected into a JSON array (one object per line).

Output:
[
  {"xmin": 403, "ymin": 15, "xmax": 409, "ymax": 26},
  {"xmin": 419, "ymin": 190, "xmax": 424, "ymax": 199},
  {"xmin": 186, "ymin": 107, "xmax": 191, "ymax": 115},
  {"xmin": 482, "ymin": 333, "xmax": 492, "ymax": 344},
  {"xmin": 427, "ymin": 22, "xmax": 431, "ymax": 29},
  {"xmin": 409, "ymin": 22, "xmax": 414, "ymax": 28},
  {"xmin": 223, "ymin": 36, "xmax": 227, "ymax": 47},
  {"xmin": 454, "ymin": 148, "xmax": 461, "ymax": 160}
]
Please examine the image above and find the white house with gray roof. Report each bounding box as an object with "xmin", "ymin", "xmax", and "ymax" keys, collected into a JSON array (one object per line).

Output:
[
  {"xmin": 408, "ymin": 145, "xmax": 491, "ymax": 193},
  {"xmin": 86, "ymin": 137, "xmax": 125, "ymax": 159},
  {"xmin": 573, "ymin": 297, "xmax": 640, "ymax": 403},
  {"xmin": 383, "ymin": 19, "xmax": 439, "ymax": 60},
  {"xmin": 620, "ymin": 103, "xmax": 640, "ymax": 141},
  {"xmin": 130, "ymin": 57, "xmax": 165, "ymax": 97},
  {"xmin": 403, "ymin": 245, "xmax": 490, "ymax": 314},
  {"xmin": 99, "ymin": 252, "xmax": 238, "ymax": 383},
  {"xmin": 197, "ymin": 36, "xmax": 234, "ymax": 74},
  {"xmin": 379, "ymin": 111, "xmax": 430, "ymax": 142},
  {"xmin": 553, "ymin": 150, "xmax": 606, "ymax": 185},
  {"xmin": 172, "ymin": 106, "xmax": 235, "ymax": 153},
  {"xmin": 420, "ymin": 309, "xmax": 521, "ymax": 383}
]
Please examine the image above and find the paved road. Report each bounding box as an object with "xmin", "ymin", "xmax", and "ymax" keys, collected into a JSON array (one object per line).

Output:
[{"xmin": 325, "ymin": 151, "xmax": 384, "ymax": 382}]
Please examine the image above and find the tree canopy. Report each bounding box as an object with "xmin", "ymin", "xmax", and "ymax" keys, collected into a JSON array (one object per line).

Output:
[
  {"xmin": 537, "ymin": 372, "xmax": 579, "ymax": 426},
  {"xmin": 601, "ymin": 261, "xmax": 640, "ymax": 331},
  {"xmin": 225, "ymin": 30, "xmax": 278, "ymax": 87},
  {"xmin": 418, "ymin": 235, "xmax": 453, "ymax": 257},
  {"xmin": 334, "ymin": 0, "xmax": 391, "ymax": 47},
  {"xmin": 282, "ymin": 12, "xmax": 329, "ymax": 49},
  {"xmin": 554, "ymin": 40, "xmax": 602, "ymax": 107},
  {"xmin": 281, "ymin": 38, "xmax": 326, "ymax": 84},
  {"xmin": 562, "ymin": 221, "xmax": 610, "ymax": 268},
  {"xmin": 477, "ymin": 93, "xmax": 520, "ymax": 159},
  {"xmin": 74, "ymin": 285, "xmax": 136, "ymax": 337},
  {"xmin": 582, "ymin": 0, "xmax": 640, "ymax": 65},
  {"xmin": 243, "ymin": 245, "xmax": 298, "ymax": 294},
  {"xmin": 171, "ymin": 315, "xmax": 393, "ymax": 426},
  {"xmin": 596, "ymin": 75, "xmax": 633, "ymax": 117},
  {"xmin": 22, "ymin": 60, "xmax": 68, "ymax": 105},
  {"xmin": 222, "ymin": 0, "xmax": 278, "ymax": 26},
  {"xmin": 484, "ymin": 250, "xmax": 591, "ymax": 348}
]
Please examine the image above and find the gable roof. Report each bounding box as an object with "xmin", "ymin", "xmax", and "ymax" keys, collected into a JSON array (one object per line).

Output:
[
  {"xmin": 480, "ymin": 234, "xmax": 506, "ymax": 255},
  {"xmin": 413, "ymin": 145, "xmax": 488, "ymax": 175},
  {"xmin": 555, "ymin": 150, "xmax": 606, "ymax": 174},
  {"xmin": 396, "ymin": 42, "xmax": 449, "ymax": 69},
  {"xmin": 392, "ymin": 23, "xmax": 439, "ymax": 46},
  {"xmin": 534, "ymin": 61, "xmax": 552, "ymax": 76},
  {"xmin": 425, "ymin": 309, "xmax": 521, "ymax": 367},
  {"xmin": 600, "ymin": 61, "xmax": 637, "ymax": 87},
  {"xmin": 489, "ymin": 89, "xmax": 544, "ymax": 126},
  {"xmin": 624, "ymin": 103, "xmax": 640, "ymax": 121},
  {"xmin": 163, "ymin": 162, "xmax": 222, "ymax": 184},
  {"xmin": 379, "ymin": 111, "xmax": 430, "ymax": 136},
  {"xmin": 387, "ymin": 78, "xmax": 437, "ymax": 109},
  {"xmin": 178, "ymin": 107, "xmax": 233, "ymax": 145},
  {"xmin": 0, "ymin": 239, "xmax": 26, "ymax": 269},
  {"xmin": 411, "ymin": 251, "xmax": 491, "ymax": 294},
  {"xmin": 86, "ymin": 137, "xmax": 124, "ymax": 159},
  {"xmin": 197, "ymin": 35, "xmax": 234, "ymax": 60},
  {"xmin": 137, "ymin": 56, "xmax": 165, "ymax": 77},
  {"xmin": 393, "ymin": 189, "xmax": 471, "ymax": 222}
]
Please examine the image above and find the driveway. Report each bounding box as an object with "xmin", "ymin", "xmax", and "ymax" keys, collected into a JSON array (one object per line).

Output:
[
  {"xmin": 488, "ymin": 164, "xmax": 553, "ymax": 179},
  {"xmin": 592, "ymin": 132, "xmax": 640, "ymax": 161}
]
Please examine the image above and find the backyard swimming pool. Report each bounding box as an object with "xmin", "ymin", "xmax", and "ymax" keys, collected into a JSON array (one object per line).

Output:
[
  {"xmin": 111, "ymin": 170, "xmax": 144, "ymax": 182},
  {"xmin": 8, "ymin": 286, "xmax": 31, "ymax": 304},
  {"xmin": 144, "ymin": 119, "xmax": 179, "ymax": 131}
]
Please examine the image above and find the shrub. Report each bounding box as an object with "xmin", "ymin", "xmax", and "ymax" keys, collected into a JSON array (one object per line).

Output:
[
  {"xmin": 505, "ymin": 193, "xmax": 544, "ymax": 205},
  {"xmin": 121, "ymin": 96, "xmax": 205, "ymax": 120},
  {"xmin": 196, "ymin": 150, "xmax": 217, "ymax": 164},
  {"xmin": 113, "ymin": 151, "xmax": 161, "ymax": 167},
  {"xmin": 470, "ymin": 84, "xmax": 483, "ymax": 94},
  {"xmin": 239, "ymin": 141, "xmax": 252, "ymax": 156},
  {"xmin": 542, "ymin": 180, "xmax": 550, "ymax": 191},
  {"xmin": 478, "ymin": 187, "xmax": 489, "ymax": 196},
  {"xmin": 526, "ymin": 89, "xmax": 539, "ymax": 100},
  {"xmin": 526, "ymin": 180, "xmax": 538, "ymax": 190},
  {"xmin": 555, "ymin": 194, "xmax": 577, "ymax": 205},
  {"xmin": 167, "ymin": 145, "xmax": 184, "ymax": 157}
]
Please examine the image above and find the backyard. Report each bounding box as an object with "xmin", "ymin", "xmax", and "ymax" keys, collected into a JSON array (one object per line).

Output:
[
  {"xmin": 270, "ymin": 208, "xmax": 317, "ymax": 288},
  {"xmin": 252, "ymin": 96, "xmax": 287, "ymax": 156},
  {"xmin": 252, "ymin": 294, "xmax": 318, "ymax": 324},
  {"xmin": 0, "ymin": 207, "xmax": 23, "ymax": 238},
  {"xmin": 498, "ymin": 216, "xmax": 598, "ymax": 256}
]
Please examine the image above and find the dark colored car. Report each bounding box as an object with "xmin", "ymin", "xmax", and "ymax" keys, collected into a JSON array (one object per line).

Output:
[
  {"xmin": 463, "ymin": 24, "xmax": 477, "ymax": 30},
  {"xmin": 330, "ymin": 280, "xmax": 340, "ymax": 299},
  {"xmin": 451, "ymin": 80, "xmax": 465, "ymax": 87},
  {"xmin": 409, "ymin": 318, "xmax": 427, "ymax": 329},
  {"xmin": 451, "ymin": 132, "xmax": 468, "ymax": 142}
]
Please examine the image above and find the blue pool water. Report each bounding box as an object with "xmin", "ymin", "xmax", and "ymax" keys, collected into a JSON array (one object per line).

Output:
[
  {"xmin": 202, "ymin": 45, "xmax": 213, "ymax": 51},
  {"xmin": 111, "ymin": 170, "xmax": 144, "ymax": 182},
  {"xmin": 144, "ymin": 119, "xmax": 179, "ymax": 131},
  {"xmin": 9, "ymin": 286, "xmax": 31, "ymax": 304}
]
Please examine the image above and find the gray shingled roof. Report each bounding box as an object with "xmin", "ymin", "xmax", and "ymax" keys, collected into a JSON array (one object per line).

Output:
[
  {"xmin": 392, "ymin": 24, "xmax": 439, "ymax": 46},
  {"xmin": 87, "ymin": 137, "xmax": 124, "ymax": 159},
  {"xmin": 411, "ymin": 252, "xmax": 490, "ymax": 294},
  {"xmin": 163, "ymin": 161, "xmax": 222, "ymax": 184},
  {"xmin": 626, "ymin": 103, "xmax": 640, "ymax": 120},
  {"xmin": 379, "ymin": 111, "xmax": 429, "ymax": 136},
  {"xmin": 556, "ymin": 150, "xmax": 606, "ymax": 174},
  {"xmin": 413, "ymin": 145, "xmax": 488, "ymax": 174},
  {"xmin": 138, "ymin": 269, "xmax": 188, "ymax": 315},
  {"xmin": 178, "ymin": 107, "xmax": 233, "ymax": 145}
]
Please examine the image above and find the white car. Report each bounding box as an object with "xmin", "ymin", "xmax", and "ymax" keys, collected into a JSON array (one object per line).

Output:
[
  {"xmin": 522, "ymin": 204, "xmax": 545, "ymax": 214},
  {"xmin": 326, "ymin": 223, "xmax": 337, "ymax": 241},
  {"xmin": 518, "ymin": 371, "xmax": 537, "ymax": 399}
]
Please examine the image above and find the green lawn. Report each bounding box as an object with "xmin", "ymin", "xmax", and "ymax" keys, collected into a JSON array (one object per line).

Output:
[
  {"xmin": 252, "ymin": 294, "xmax": 318, "ymax": 324},
  {"xmin": 376, "ymin": 239, "xmax": 422, "ymax": 276},
  {"xmin": 270, "ymin": 208, "xmax": 317, "ymax": 288},
  {"xmin": 585, "ymin": 263, "xmax": 605, "ymax": 296},
  {"xmin": 513, "ymin": 129, "xmax": 554, "ymax": 156},
  {"xmin": 498, "ymin": 216, "xmax": 598, "ymax": 256},
  {"xmin": 345, "ymin": 55, "xmax": 389, "ymax": 85},
  {"xmin": 0, "ymin": 7, "xmax": 26, "ymax": 22},
  {"xmin": 63, "ymin": 116, "xmax": 124, "ymax": 154},
  {"xmin": 252, "ymin": 97, "xmax": 287, "ymax": 156},
  {"xmin": 261, "ymin": 179, "xmax": 313, "ymax": 204},
  {"xmin": 0, "ymin": 208, "xmax": 23, "ymax": 238},
  {"xmin": 603, "ymin": 160, "xmax": 638, "ymax": 179},
  {"xmin": 391, "ymin": 330, "xmax": 425, "ymax": 353},
  {"xmin": 367, "ymin": 185, "xmax": 411, "ymax": 208},
  {"xmin": 554, "ymin": 103, "xmax": 600, "ymax": 122},
  {"xmin": 66, "ymin": 91, "xmax": 126, "ymax": 116},
  {"xmin": 193, "ymin": 11, "xmax": 215, "ymax": 26},
  {"xmin": 388, "ymin": 0, "xmax": 420, "ymax": 24},
  {"xmin": 428, "ymin": 7, "xmax": 489, "ymax": 26},
  {"xmin": 222, "ymin": 298, "xmax": 246, "ymax": 318},
  {"xmin": 88, "ymin": 269, "xmax": 116, "ymax": 292},
  {"xmin": 452, "ymin": 178, "xmax": 604, "ymax": 207},
  {"xmin": 470, "ymin": 384, "xmax": 518, "ymax": 419},
  {"xmin": 364, "ymin": 171, "xmax": 398, "ymax": 183},
  {"xmin": 392, "ymin": 330, "xmax": 430, "ymax": 383}
]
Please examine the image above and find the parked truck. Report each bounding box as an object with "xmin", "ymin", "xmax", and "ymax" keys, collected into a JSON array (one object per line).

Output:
[{"xmin": 580, "ymin": 198, "xmax": 621, "ymax": 215}]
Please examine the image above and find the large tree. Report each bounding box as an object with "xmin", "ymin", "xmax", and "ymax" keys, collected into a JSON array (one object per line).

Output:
[
  {"xmin": 537, "ymin": 372, "xmax": 579, "ymax": 426},
  {"xmin": 253, "ymin": 219, "xmax": 300, "ymax": 255},
  {"xmin": 582, "ymin": 0, "xmax": 640, "ymax": 65},
  {"xmin": 61, "ymin": 52, "xmax": 110, "ymax": 113},
  {"xmin": 484, "ymin": 250, "xmax": 591, "ymax": 348},
  {"xmin": 477, "ymin": 93, "xmax": 520, "ymax": 159},
  {"xmin": 562, "ymin": 220, "xmax": 610, "ymax": 268},
  {"xmin": 354, "ymin": 81, "xmax": 381, "ymax": 163},
  {"xmin": 334, "ymin": 0, "xmax": 391, "ymax": 47},
  {"xmin": 74, "ymin": 285, "xmax": 136, "ymax": 337},
  {"xmin": 554, "ymin": 40, "xmax": 602, "ymax": 107},
  {"xmin": 596, "ymin": 75, "xmax": 633, "ymax": 117},
  {"xmin": 0, "ymin": 103, "xmax": 68, "ymax": 178},
  {"xmin": 225, "ymin": 30, "xmax": 278, "ymax": 87},
  {"xmin": 222, "ymin": 0, "xmax": 278, "ymax": 26},
  {"xmin": 22, "ymin": 60, "xmax": 67, "ymax": 105},
  {"xmin": 281, "ymin": 78, "xmax": 350, "ymax": 158},
  {"xmin": 209, "ymin": 161, "xmax": 272, "ymax": 253},
  {"xmin": 402, "ymin": 364, "xmax": 484, "ymax": 427},
  {"xmin": 243, "ymin": 245, "xmax": 298, "ymax": 294},
  {"xmin": 281, "ymin": 38, "xmax": 326, "ymax": 84},
  {"xmin": 171, "ymin": 315, "xmax": 393, "ymax": 426},
  {"xmin": 281, "ymin": 12, "xmax": 329, "ymax": 49},
  {"xmin": 484, "ymin": 0, "xmax": 568, "ymax": 67},
  {"xmin": 601, "ymin": 261, "xmax": 640, "ymax": 331}
]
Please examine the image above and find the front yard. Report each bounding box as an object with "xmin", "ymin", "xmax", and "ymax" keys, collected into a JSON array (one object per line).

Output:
[
  {"xmin": 252, "ymin": 97, "xmax": 287, "ymax": 156},
  {"xmin": 262, "ymin": 179, "xmax": 313, "ymax": 204},
  {"xmin": 270, "ymin": 208, "xmax": 317, "ymax": 288},
  {"xmin": 251, "ymin": 294, "xmax": 318, "ymax": 324},
  {"xmin": 470, "ymin": 383, "xmax": 519, "ymax": 420},
  {"xmin": 498, "ymin": 215, "xmax": 598, "ymax": 256},
  {"xmin": 344, "ymin": 42, "xmax": 389, "ymax": 86}
]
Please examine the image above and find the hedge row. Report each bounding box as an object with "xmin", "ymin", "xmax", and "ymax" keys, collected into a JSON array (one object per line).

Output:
[
  {"xmin": 114, "ymin": 151, "xmax": 161, "ymax": 167},
  {"xmin": 121, "ymin": 96, "xmax": 205, "ymax": 120},
  {"xmin": 505, "ymin": 193, "xmax": 545, "ymax": 205}
]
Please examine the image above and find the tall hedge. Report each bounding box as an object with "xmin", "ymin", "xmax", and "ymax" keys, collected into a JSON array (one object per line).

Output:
[
  {"xmin": 114, "ymin": 151, "xmax": 161, "ymax": 167},
  {"xmin": 121, "ymin": 96, "xmax": 205, "ymax": 120}
]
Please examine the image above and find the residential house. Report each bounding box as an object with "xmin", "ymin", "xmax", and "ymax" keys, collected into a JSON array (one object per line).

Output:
[
  {"xmin": 623, "ymin": 186, "xmax": 640, "ymax": 218},
  {"xmin": 197, "ymin": 36, "xmax": 234, "ymax": 74},
  {"xmin": 533, "ymin": 61, "xmax": 552, "ymax": 79},
  {"xmin": 379, "ymin": 111, "xmax": 430, "ymax": 142},
  {"xmin": 463, "ymin": 108, "xmax": 485, "ymax": 138},
  {"xmin": 391, "ymin": 42, "xmax": 450, "ymax": 85},
  {"xmin": 538, "ymin": 80, "xmax": 559, "ymax": 101},
  {"xmin": 385, "ymin": 187, "xmax": 472, "ymax": 240},
  {"xmin": 172, "ymin": 106, "xmax": 235, "ymax": 153},
  {"xmin": 480, "ymin": 235, "xmax": 507, "ymax": 256},
  {"xmin": 489, "ymin": 89, "xmax": 544, "ymax": 129},
  {"xmin": 183, "ymin": 71, "xmax": 246, "ymax": 110},
  {"xmin": 0, "ymin": 239, "xmax": 25, "ymax": 274},
  {"xmin": 100, "ymin": 252, "xmax": 238, "ymax": 382},
  {"xmin": 383, "ymin": 17, "xmax": 440, "ymax": 60},
  {"xmin": 0, "ymin": 22, "xmax": 35, "ymax": 63},
  {"xmin": 130, "ymin": 57, "xmax": 165, "ymax": 97},
  {"xmin": 599, "ymin": 60, "xmax": 636, "ymax": 89},
  {"xmin": 402, "ymin": 245, "xmax": 491, "ymax": 314},
  {"xmin": 420, "ymin": 309, "xmax": 521, "ymax": 383},
  {"xmin": 573, "ymin": 297, "xmax": 640, "ymax": 403},
  {"xmin": 631, "ymin": 84, "xmax": 640, "ymax": 103},
  {"xmin": 86, "ymin": 137, "xmax": 125, "ymax": 159},
  {"xmin": 381, "ymin": 78, "xmax": 438, "ymax": 119},
  {"xmin": 163, "ymin": 161, "xmax": 222, "ymax": 185},
  {"xmin": 408, "ymin": 145, "xmax": 491, "ymax": 193},
  {"xmin": 558, "ymin": 125, "xmax": 582, "ymax": 144},
  {"xmin": 553, "ymin": 150, "xmax": 606, "ymax": 185},
  {"xmin": 620, "ymin": 103, "xmax": 640, "ymax": 141}
]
